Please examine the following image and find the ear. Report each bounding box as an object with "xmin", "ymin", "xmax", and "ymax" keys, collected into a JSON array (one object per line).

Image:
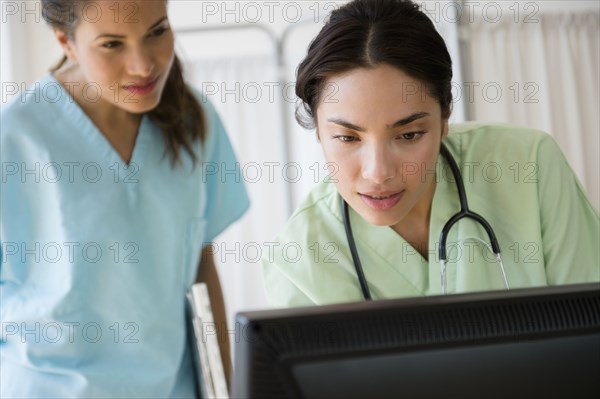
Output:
[{"xmin": 53, "ymin": 29, "xmax": 78, "ymax": 62}]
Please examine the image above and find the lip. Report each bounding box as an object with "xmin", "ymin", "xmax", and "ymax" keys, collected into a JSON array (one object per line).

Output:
[
  {"xmin": 359, "ymin": 190, "xmax": 405, "ymax": 210},
  {"xmin": 124, "ymin": 76, "xmax": 160, "ymax": 95}
]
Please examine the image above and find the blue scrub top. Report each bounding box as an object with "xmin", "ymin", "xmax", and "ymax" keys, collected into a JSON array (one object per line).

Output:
[{"xmin": 1, "ymin": 74, "xmax": 249, "ymax": 397}]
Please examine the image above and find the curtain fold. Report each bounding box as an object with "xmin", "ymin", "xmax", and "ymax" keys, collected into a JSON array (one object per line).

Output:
[
  {"xmin": 186, "ymin": 55, "xmax": 289, "ymax": 317},
  {"xmin": 467, "ymin": 12, "xmax": 599, "ymax": 211}
]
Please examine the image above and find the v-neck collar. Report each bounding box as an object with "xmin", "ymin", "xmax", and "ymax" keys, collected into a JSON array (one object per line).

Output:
[{"xmin": 45, "ymin": 73, "xmax": 151, "ymax": 170}]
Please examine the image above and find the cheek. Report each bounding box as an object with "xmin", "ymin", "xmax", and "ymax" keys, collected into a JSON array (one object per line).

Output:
[
  {"xmin": 158, "ymin": 36, "xmax": 176, "ymax": 63},
  {"xmin": 80, "ymin": 51, "xmax": 119, "ymax": 80},
  {"xmin": 320, "ymin": 144, "xmax": 360, "ymax": 194},
  {"xmin": 405, "ymin": 145, "xmax": 439, "ymax": 187},
  {"xmin": 320, "ymin": 142, "xmax": 354, "ymax": 173}
]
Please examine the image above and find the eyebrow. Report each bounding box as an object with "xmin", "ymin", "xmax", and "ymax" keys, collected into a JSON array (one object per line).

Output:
[
  {"xmin": 326, "ymin": 112, "xmax": 430, "ymax": 132},
  {"xmin": 94, "ymin": 16, "xmax": 168, "ymax": 40}
]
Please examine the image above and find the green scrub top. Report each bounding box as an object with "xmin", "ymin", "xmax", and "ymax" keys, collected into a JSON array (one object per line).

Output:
[{"xmin": 262, "ymin": 123, "xmax": 600, "ymax": 308}]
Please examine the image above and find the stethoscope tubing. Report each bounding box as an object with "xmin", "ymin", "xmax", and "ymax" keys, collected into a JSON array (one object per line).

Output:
[
  {"xmin": 342, "ymin": 197, "xmax": 372, "ymax": 300},
  {"xmin": 437, "ymin": 144, "xmax": 501, "ymax": 260}
]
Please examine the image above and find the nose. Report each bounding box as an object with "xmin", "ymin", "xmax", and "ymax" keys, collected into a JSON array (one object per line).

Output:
[
  {"xmin": 361, "ymin": 144, "xmax": 396, "ymax": 184},
  {"xmin": 126, "ymin": 46, "xmax": 155, "ymax": 78}
]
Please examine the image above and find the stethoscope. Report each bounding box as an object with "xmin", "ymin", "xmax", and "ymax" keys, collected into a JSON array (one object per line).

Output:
[{"xmin": 342, "ymin": 143, "xmax": 510, "ymax": 299}]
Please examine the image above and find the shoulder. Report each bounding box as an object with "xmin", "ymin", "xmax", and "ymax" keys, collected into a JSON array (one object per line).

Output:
[
  {"xmin": 447, "ymin": 122, "xmax": 552, "ymax": 146},
  {"xmin": 186, "ymin": 85, "xmax": 222, "ymax": 132},
  {"xmin": 445, "ymin": 122, "xmax": 559, "ymax": 162},
  {"xmin": 1, "ymin": 76, "xmax": 57, "ymax": 128},
  {"xmin": 263, "ymin": 181, "xmax": 345, "ymax": 307},
  {"xmin": 272, "ymin": 181, "xmax": 342, "ymax": 245},
  {"xmin": 289, "ymin": 181, "xmax": 340, "ymax": 225},
  {"xmin": 1, "ymin": 75, "xmax": 64, "ymax": 156}
]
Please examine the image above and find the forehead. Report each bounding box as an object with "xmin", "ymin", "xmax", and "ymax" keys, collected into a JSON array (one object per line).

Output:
[
  {"xmin": 74, "ymin": 0, "xmax": 167, "ymax": 35},
  {"xmin": 318, "ymin": 65, "xmax": 440, "ymax": 120}
]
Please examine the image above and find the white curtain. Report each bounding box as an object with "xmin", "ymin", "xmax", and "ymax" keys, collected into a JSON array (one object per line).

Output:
[
  {"xmin": 181, "ymin": 22, "xmax": 332, "ymax": 322},
  {"xmin": 186, "ymin": 54, "xmax": 290, "ymax": 320},
  {"xmin": 1, "ymin": 2, "xmax": 14, "ymax": 87},
  {"xmin": 435, "ymin": 2, "xmax": 467, "ymax": 124},
  {"xmin": 466, "ymin": 11, "xmax": 600, "ymax": 211},
  {"xmin": 282, "ymin": 22, "xmax": 328, "ymax": 210},
  {"xmin": 0, "ymin": 0, "xmax": 63, "ymax": 93}
]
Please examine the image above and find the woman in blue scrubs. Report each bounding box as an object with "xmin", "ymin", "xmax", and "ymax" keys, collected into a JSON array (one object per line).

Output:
[
  {"xmin": 1, "ymin": 1, "xmax": 248, "ymax": 396},
  {"xmin": 262, "ymin": 0, "xmax": 599, "ymax": 307}
]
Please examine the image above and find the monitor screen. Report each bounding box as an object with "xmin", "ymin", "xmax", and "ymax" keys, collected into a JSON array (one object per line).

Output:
[{"xmin": 232, "ymin": 283, "xmax": 600, "ymax": 399}]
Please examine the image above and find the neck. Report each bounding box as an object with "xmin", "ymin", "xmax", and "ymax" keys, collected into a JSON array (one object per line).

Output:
[
  {"xmin": 53, "ymin": 64, "xmax": 142, "ymax": 131},
  {"xmin": 53, "ymin": 64, "xmax": 143, "ymax": 164},
  {"xmin": 390, "ymin": 176, "xmax": 438, "ymax": 259},
  {"xmin": 396, "ymin": 176, "xmax": 437, "ymax": 229}
]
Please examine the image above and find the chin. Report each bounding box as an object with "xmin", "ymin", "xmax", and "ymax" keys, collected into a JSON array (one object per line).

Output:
[
  {"xmin": 124, "ymin": 97, "xmax": 162, "ymax": 114},
  {"xmin": 357, "ymin": 208, "xmax": 403, "ymax": 228}
]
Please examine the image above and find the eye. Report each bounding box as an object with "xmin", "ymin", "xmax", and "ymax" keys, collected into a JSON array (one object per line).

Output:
[
  {"xmin": 332, "ymin": 135, "xmax": 359, "ymax": 143},
  {"xmin": 151, "ymin": 27, "xmax": 169, "ymax": 37},
  {"xmin": 101, "ymin": 41, "xmax": 122, "ymax": 49},
  {"xmin": 398, "ymin": 131, "xmax": 426, "ymax": 141}
]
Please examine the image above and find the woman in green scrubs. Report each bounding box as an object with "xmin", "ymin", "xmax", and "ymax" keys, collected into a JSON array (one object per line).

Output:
[{"xmin": 262, "ymin": 0, "xmax": 599, "ymax": 307}]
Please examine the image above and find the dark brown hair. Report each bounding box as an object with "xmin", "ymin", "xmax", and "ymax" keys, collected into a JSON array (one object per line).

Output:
[
  {"xmin": 295, "ymin": 0, "xmax": 453, "ymax": 129},
  {"xmin": 42, "ymin": 0, "xmax": 206, "ymax": 165}
]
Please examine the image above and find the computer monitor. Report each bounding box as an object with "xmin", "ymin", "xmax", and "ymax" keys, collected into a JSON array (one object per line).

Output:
[{"xmin": 232, "ymin": 283, "xmax": 600, "ymax": 399}]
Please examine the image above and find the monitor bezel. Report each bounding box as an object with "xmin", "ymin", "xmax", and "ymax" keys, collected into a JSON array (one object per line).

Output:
[{"xmin": 232, "ymin": 283, "xmax": 600, "ymax": 398}]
